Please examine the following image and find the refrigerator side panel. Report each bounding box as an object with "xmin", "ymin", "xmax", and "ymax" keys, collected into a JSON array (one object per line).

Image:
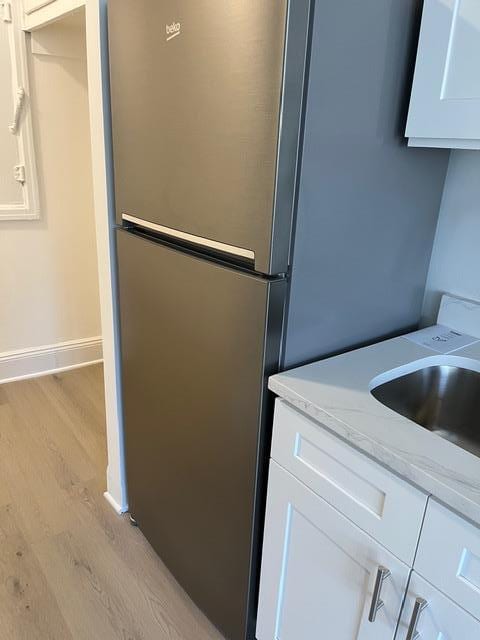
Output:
[
  {"xmin": 269, "ymin": 0, "xmax": 312, "ymax": 275},
  {"xmin": 284, "ymin": 0, "xmax": 449, "ymax": 367},
  {"xmin": 116, "ymin": 230, "xmax": 285, "ymax": 640}
]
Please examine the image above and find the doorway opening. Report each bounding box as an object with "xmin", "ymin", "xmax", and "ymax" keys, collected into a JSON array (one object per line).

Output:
[{"xmin": 0, "ymin": 6, "xmax": 108, "ymax": 482}]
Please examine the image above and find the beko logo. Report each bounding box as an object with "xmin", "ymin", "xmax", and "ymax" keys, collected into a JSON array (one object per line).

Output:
[{"xmin": 166, "ymin": 21, "xmax": 181, "ymax": 42}]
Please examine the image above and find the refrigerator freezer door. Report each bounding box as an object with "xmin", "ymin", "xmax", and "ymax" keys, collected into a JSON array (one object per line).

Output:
[
  {"xmin": 108, "ymin": 0, "xmax": 309, "ymax": 275},
  {"xmin": 116, "ymin": 230, "xmax": 285, "ymax": 640}
]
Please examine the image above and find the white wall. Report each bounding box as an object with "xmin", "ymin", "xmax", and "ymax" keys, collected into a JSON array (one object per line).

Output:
[
  {"xmin": 0, "ymin": 17, "xmax": 101, "ymax": 373},
  {"xmin": 422, "ymin": 150, "xmax": 480, "ymax": 325}
]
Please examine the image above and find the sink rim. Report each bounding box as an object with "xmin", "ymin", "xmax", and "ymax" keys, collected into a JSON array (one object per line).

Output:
[
  {"xmin": 369, "ymin": 354, "xmax": 480, "ymax": 394},
  {"xmin": 369, "ymin": 355, "xmax": 480, "ymax": 458}
]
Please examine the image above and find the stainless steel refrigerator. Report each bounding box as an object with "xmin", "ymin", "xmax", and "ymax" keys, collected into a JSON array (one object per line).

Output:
[{"xmin": 108, "ymin": 2, "xmax": 449, "ymax": 639}]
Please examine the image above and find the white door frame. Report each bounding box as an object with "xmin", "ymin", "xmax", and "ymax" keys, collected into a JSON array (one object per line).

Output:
[
  {"xmin": 23, "ymin": 0, "xmax": 128, "ymax": 513},
  {"xmin": 84, "ymin": 0, "xmax": 126, "ymax": 513}
]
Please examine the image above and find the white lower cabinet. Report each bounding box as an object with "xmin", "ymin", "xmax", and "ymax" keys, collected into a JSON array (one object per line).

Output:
[
  {"xmin": 415, "ymin": 499, "xmax": 480, "ymax": 622},
  {"xmin": 256, "ymin": 461, "xmax": 410, "ymax": 640},
  {"xmin": 396, "ymin": 572, "xmax": 480, "ymax": 640},
  {"xmin": 258, "ymin": 400, "xmax": 480, "ymax": 639}
]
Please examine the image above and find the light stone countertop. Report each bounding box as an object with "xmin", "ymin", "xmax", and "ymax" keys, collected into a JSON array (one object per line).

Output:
[{"xmin": 269, "ymin": 335, "xmax": 480, "ymax": 527}]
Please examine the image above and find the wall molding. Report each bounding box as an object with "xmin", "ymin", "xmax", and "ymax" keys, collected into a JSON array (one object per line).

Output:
[
  {"xmin": 0, "ymin": 336, "xmax": 102, "ymax": 384},
  {"xmin": 22, "ymin": 0, "xmax": 85, "ymax": 31},
  {"xmin": 1, "ymin": 1, "xmax": 41, "ymax": 221}
]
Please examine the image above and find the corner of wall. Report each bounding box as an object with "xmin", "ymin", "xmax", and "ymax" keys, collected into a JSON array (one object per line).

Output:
[{"xmin": 421, "ymin": 150, "xmax": 480, "ymax": 326}]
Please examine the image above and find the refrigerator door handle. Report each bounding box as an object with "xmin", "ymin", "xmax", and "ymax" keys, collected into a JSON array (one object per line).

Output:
[{"xmin": 122, "ymin": 214, "xmax": 255, "ymax": 262}]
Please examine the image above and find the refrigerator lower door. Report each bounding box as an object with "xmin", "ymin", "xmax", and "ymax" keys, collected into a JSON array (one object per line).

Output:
[{"xmin": 116, "ymin": 230, "xmax": 285, "ymax": 640}]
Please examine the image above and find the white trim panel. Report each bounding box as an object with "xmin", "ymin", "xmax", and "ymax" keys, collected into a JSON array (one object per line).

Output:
[
  {"xmin": 408, "ymin": 136, "xmax": 480, "ymax": 150},
  {"xmin": 23, "ymin": 0, "xmax": 55, "ymax": 16},
  {"xmin": 22, "ymin": 0, "xmax": 85, "ymax": 31},
  {"xmin": 122, "ymin": 213, "xmax": 256, "ymax": 262},
  {"xmin": 0, "ymin": 336, "xmax": 102, "ymax": 384}
]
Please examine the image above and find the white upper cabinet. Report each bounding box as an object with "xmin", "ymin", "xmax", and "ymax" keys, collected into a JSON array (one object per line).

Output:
[
  {"xmin": 406, "ymin": 0, "xmax": 480, "ymax": 149},
  {"xmin": 256, "ymin": 461, "xmax": 410, "ymax": 640}
]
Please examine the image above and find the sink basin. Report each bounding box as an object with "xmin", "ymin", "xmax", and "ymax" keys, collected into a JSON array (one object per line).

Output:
[{"xmin": 371, "ymin": 365, "xmax": 480, "ymax": 457}]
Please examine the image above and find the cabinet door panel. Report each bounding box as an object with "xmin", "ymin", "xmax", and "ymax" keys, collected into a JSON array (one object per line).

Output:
[
  {"xmin": 406, "ymin": 0, "xmax": 480, "ymax": 146},
  {"xmin": 257, "ymin": 461, "xmax": 410, "ymax": 640},
  {"xmin": 415, "ymin": 499, "xmax": 480, "ymax": 622},
  {"xmin": 396, "ymin": 572, "xmax": 480, "ymax": 640}
]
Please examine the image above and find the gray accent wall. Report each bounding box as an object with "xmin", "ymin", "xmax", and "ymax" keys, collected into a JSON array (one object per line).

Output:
[{"xmin": 283, "ymin": 0, "xmax": 450, "ymax": 368}]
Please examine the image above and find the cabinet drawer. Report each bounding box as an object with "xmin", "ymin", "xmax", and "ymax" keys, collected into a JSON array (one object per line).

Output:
[
  {"xmin": 271, "ymin": 399, "xmax": 427, "ymax": 564},
  {"xmin": 415, "ymin": 499, "xmax": 480, "ymax": 620}
]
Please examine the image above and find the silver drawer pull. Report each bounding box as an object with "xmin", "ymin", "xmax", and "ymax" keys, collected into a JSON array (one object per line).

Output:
[
  {"xmin": 406, "ymin": 597, "xmax": 428, "ymax": 640},
  {"xmin": 368, "ymin": 566, "xmax": 391, "ymax": 622}
]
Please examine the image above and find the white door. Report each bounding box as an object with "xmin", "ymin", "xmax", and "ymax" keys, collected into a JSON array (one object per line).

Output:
[
  {"xmin": 396, "ymin": 572, "xmax": 480, "ymax": 640},
  {"xmin": 256, "ymin": 461, "xmax": 410, "ymax": 640},
  {"xmin": 406, "ymin": 0, "xmax": 480, "ymax": 147}
]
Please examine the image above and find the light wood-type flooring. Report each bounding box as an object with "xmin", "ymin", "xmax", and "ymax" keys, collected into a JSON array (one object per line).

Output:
[{"xmin": 0, "ymin": 364, "xmax": 224, "ymax": 640}]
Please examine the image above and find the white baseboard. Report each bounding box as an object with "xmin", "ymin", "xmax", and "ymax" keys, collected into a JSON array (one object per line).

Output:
[
  {"xmin": 0, "ymin": 336, "xmax": 103, "ymax": 384},
  {"xmin": 103, "ymin": 490, "xmax": 127, "ymax": 515}
]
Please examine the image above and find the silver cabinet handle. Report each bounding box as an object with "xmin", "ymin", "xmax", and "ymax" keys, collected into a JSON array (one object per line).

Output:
[
  {"xmin": 406, "ymin": 597, "xmax": 428, "ymax": 640},
  {"xmin": 368, "ymin": 566, "xmax": 391, "ymax": 622}
]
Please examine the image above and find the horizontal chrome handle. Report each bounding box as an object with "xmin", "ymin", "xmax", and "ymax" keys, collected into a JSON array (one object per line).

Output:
[
  {"xmin": 122, "ymin": 214, "xmax": 255, "ymax": 262},
  {"xmin": 406, "ymin": 597, "xmax": 428, "ymax": 640},
  {"xmin": 368, "ymin": 566, "xmax": 391, "ymax": 623}
]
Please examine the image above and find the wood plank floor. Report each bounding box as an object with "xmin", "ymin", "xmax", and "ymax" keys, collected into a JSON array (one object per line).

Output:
[{"xmin": 0, "ymin": 364, "xmax": 224, "ymax": 640}]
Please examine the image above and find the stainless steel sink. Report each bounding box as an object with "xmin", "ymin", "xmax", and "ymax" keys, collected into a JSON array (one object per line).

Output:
[{"xmin": 371, "ymin": 365, "xmax": 480, "ymax": 457}]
